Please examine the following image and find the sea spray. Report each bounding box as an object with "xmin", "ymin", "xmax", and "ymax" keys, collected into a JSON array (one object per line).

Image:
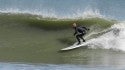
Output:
[
  {"xmin": 83, "ymin": 22, "xmax": 125, "ymax": 51},
  {"xmin": 0, "ymin": 7, "xmax": 106, "ymax": 19},
  {"xmin": 70, "ymin": 8, "xmax": 105, "ymax": 19},
  {"xmin": 0, "ymin": 8, "xmax": 57, "ymax": 18}
]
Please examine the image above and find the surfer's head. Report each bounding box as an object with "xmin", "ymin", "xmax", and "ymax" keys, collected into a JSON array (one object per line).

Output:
[{"xmin": 72, "ymin": 23, "xmax": 77, "ymax": 28}]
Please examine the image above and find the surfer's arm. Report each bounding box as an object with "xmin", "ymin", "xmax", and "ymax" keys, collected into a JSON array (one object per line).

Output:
[
  {"xmin": 82, "ymin": 26, "xmax": 90, "ymax": 31},
  {"xmin": 74, "ymin": 29, "xmax": 77, "ymax": 36},
  {"xmin": 73, "ymin": 27, "xmax": 77, "ymax": 36},
  {"xmin": 74, "ymin": 31, "xmax": 77, "ymax": 36}
]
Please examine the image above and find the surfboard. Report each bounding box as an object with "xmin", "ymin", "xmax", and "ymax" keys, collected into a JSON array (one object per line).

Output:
[
  {"xmin": 60, "ymin": 36, "xmax": 95, "ymax": 51},
  {"xmin": 60, "ymin": 42, "xmax": 87, "ymax": 51}
]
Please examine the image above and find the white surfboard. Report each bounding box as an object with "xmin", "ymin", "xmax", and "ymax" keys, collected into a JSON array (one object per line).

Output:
[
  {"xmin": 60, "ymin": 38, "xmax": 95, "ymax": 51},
  {"xmin": 60, "ymin": 42, "xmax": 88, "ymax": 51}
]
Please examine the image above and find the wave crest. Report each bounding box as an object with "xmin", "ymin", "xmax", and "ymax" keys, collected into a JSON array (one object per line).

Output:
[{"xmin": 0, "ymin": 8, "xmax": 106, "ymax": 19}]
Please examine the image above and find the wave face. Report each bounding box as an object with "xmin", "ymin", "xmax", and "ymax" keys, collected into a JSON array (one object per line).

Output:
[{"xmin": 0, "ymin": 0, "xmax": 125, "ymax": 19}]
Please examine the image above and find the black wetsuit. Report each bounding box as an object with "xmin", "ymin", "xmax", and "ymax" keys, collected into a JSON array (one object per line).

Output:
[{"xmin": 74, "ymin": 26, "xmax": 89, "ymax": 44}]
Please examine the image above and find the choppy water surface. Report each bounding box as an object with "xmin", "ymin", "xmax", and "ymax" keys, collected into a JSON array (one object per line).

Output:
[{"xmin": 0, "ymin": 0, "xmax": 125, "ymax": 70}]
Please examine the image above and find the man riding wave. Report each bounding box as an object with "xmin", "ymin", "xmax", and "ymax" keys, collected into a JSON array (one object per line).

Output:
[{"xmin": 72, "ymin": 23, "xmax": 89, "ymax": 45}]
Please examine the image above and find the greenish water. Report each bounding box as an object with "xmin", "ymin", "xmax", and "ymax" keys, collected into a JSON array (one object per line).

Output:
[
  {"xmin": 0, "ymin": 22, "xmax": 70, "ymax": 63},
  {"xmin": 1, "ymin": 13, "xmax": 125, "ymax": 67},
  {"xmin": 0, "ymin": 0, "xmax": 125, "ymax": 69}
]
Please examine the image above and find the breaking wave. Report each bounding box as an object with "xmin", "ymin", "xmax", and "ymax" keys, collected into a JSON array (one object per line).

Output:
[
  {"xmin": 83, "ymin": 22, "xmax": 125, "ymax": 51},
  {"xmin": 0, "ymin": 6, "xmax": 124, "ymax": 52}
]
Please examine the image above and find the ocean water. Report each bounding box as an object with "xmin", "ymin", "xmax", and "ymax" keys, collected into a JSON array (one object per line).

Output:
[
  {"xmin": 1, "ymin": 62, "xmax": 125, "ymax": 70},
  {"xmin": 0, "ymin": 0, "xmax": 125, "ymax": 70}
]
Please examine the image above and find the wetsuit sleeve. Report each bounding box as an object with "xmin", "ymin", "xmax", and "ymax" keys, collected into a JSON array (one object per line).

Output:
[
  {"xmin": 82, "ymin": 26, "xmax": 89, "ymax": 30},
  {"xmin": 74, "ymin": 28, "xmax": 77, "ymax": 36}
]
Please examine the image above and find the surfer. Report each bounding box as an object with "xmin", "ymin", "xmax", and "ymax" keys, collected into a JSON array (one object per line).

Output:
[{"xmin": 72, "ymin": 23, "xmax": 89, "ymax": 45}]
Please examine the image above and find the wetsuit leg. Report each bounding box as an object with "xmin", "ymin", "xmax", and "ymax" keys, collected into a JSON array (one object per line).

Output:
[
  {"xmin": 79, "ymin": 34, "xmax": 85, "ymax": 42},
  {"xmin": 76, "ymin": 34, "xmax": 81, "ymax": 44}
]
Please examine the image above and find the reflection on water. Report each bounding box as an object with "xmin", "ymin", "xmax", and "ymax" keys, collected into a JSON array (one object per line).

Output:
[{"xmin": 60, "ymin": 49, "xmax": 125, "ymax": 66}]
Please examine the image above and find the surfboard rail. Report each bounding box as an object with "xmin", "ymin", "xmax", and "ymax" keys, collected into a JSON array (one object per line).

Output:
[{"xmin": 60, "ymin": 42, "xmax": 86, "ymax": 51}]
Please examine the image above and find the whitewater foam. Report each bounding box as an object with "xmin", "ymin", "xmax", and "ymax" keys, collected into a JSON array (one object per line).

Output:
[{"xmin": 83, "ymin": 22, "xmax": 125, "ymax": 51}]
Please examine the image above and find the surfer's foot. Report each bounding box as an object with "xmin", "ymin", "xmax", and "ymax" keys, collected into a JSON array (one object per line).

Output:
[{"xmin": 83, "ymin": 40, "xmax": 85, "ymax": 42}]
